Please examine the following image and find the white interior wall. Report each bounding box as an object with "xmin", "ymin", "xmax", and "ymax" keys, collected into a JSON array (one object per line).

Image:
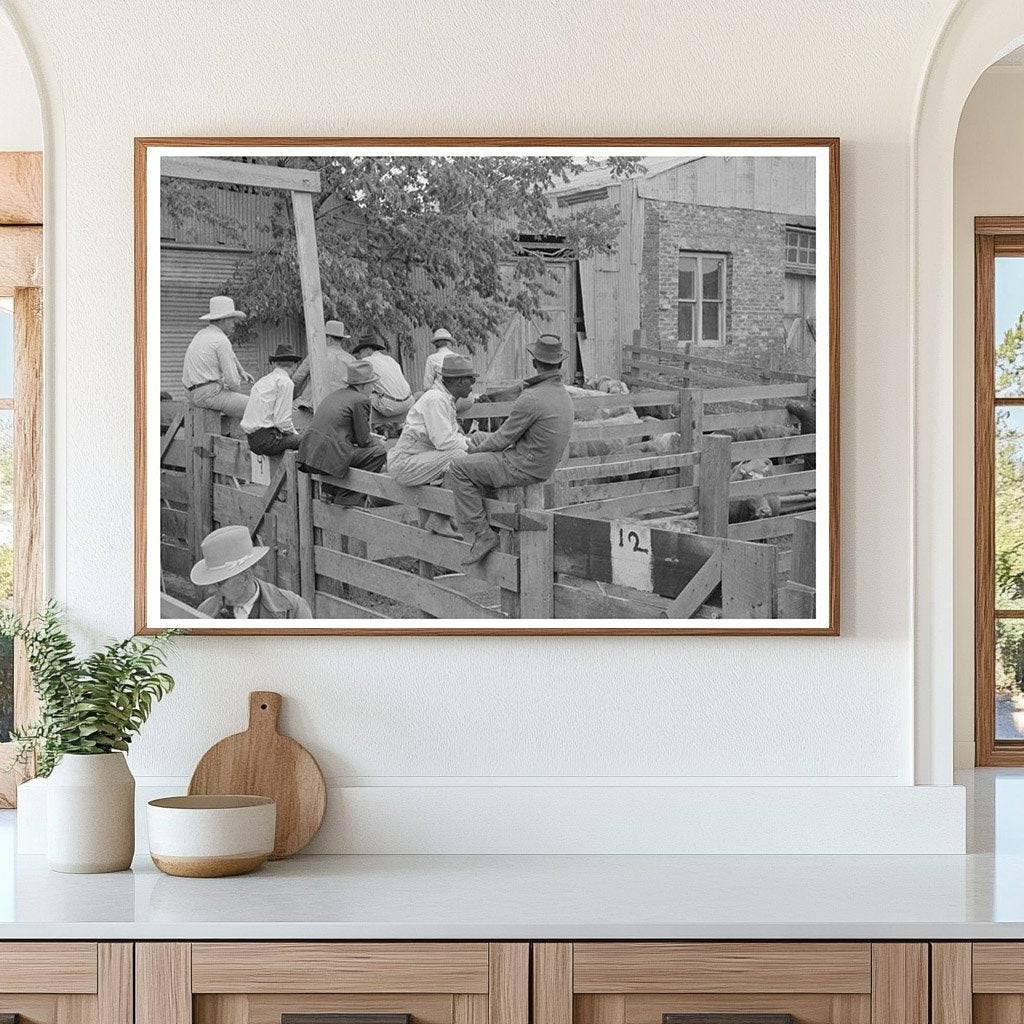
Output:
[
  {"xmin": 0, "ymin": 8, "xmax": 39, "ymax": 151},
  {"xmin": 952, "ymin": 63, "xmax": 1024, "ymax": 768},
  {"xmin": 0, "ymin": 0, "xmax": 975, "ymax": 852}
]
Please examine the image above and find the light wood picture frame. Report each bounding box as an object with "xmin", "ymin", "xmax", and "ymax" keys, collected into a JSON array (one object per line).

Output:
[{"xmin": 135, "ymin": 137, "xmax": 840, "ymax": 636}]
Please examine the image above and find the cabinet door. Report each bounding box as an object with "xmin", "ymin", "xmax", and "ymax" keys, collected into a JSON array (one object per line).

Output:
[
  {"xmin": 137, "ymin": 943, "xmax": 528, "ymax": 1024},
  {"xmin": 0, "ymin": 942, "xmax": 132, "ymax": 1024},
  {"xmin": 935, "ymin": 943, "xmax": 1024, "ymax": 1024},
  {"xmin": 534, "ymin": 943, "xmax": 927, "ymax": 1024}
]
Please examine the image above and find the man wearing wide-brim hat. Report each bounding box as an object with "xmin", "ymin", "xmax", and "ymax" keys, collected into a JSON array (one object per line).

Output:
[
  {"xmin": 181, "ymin": 295, "xmax": 255, "ymax": 419},
  {"xmin": 422, "ymin": 326, "xmax": 458, "ymax": 392},
  {"xmin": 447, "ymin": 334, "xmax": 574, "ymax": 564},
  {"xmin": 240, "ymin": 344, "xmax": 305, "ymax": 456},
  {"xmin": 192, "ymin": 524, "xmax": 311, "ymax": 620},
  {"xmin": 297, "ymin": 359, "xmax": 388, "ymax": 507},
  {"xmin": 388, "ymin": 353, "xmax": 478, "ymax": 536},
  {"xmin": 291, "ymin": 319, "xmax": 359, "ymax": 424},
  {"xmin": 351, "ymin": 330, "xmax": 415, "ymax": 426}
]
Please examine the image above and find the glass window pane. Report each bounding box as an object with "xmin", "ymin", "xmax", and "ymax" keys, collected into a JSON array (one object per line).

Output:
[
  {"xmin": 0, "ymin": 409, "xmax": 11, "ymax": 743},
  {"xmin": 678, "ymin": 302, "xmax": 694, "ymax": 342},
  {"xmin": 997, "ymin": 407, "xmax": 1024, "ymax": 609},
  {"xmin": 678, "ymin": 256, "xmax": 696, "ymax": 301},
  {"xmin": 702, "ymin": 301, "xmax": 721, "ymax": 341},
  {"xmin": 0, "ymin": 302, "xmax": 12, "ymax": 399},
  {"xmin": 997, "ymin": 619, "xmax": 1024, "ymax": 739},
  {"xmin": 703, "ymin": 260, "xmax": 722, "ymax": 300},
  {"xmin": 996, "ymin": 256, "xmax": 1024, "ymax": 396}
]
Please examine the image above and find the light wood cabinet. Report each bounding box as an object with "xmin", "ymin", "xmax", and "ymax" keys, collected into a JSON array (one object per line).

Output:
[
  {"xmin": 0, "ymin": 942, "xmax": 132, "ymax": 1024},
  {"xmin": 930, "ymin": 943, "xmax": 1024, "ymax": 1024},
  {"xmin": 136, "ymin": 943, "xmax": 528, "ymax": 1024},
  {"xmin": 533, "ymin": 943, "xmax": 928, "ymax": 1024}
]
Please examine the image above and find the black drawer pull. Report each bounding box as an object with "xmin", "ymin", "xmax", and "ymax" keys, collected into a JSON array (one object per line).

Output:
[
  {"xmin": 665, "ymin": 1016, "xmax": 796, "ymax": 1024},
  {"xmin": 283, "ymin": 1016, "xmax": 411, "ymax": 1024}
]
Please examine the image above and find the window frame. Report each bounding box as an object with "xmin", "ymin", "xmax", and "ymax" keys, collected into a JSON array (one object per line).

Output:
[
  {"xmin": 0, "ymin": 152, "xmax": 43, "ymax": 807},
  {"xmin": 785, "ymin": 226, "xmax": 816, "ymax": 274},
  {"xmin": 677, "ymin": 250, "xmax": 727, "ymax": 348},
  {"xmin": 975, "ymin": 219, "xmax": 1024, "ymax": 765}
]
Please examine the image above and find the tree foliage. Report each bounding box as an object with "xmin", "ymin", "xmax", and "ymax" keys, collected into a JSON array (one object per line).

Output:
[
  {"xmin": 1, "ymin": 603, "xmax": 178, "ymax": 776},
  {"xmin": 163, "ymin": 155, "xmax": 645, "ymax": 353}
]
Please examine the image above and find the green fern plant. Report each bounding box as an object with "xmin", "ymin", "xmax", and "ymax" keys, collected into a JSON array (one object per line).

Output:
[{"xmin": 1, "ymin": 603, "xmax": 178, "ymax": 777}]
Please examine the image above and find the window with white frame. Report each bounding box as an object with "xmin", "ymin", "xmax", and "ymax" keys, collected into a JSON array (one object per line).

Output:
[
  {"xmin": 785, "ymin": 226, "xmax": 816, "ymax": 271},
  {"xmin": 678, "ymin": 252, "xmax": 726, "ymax": 346}
]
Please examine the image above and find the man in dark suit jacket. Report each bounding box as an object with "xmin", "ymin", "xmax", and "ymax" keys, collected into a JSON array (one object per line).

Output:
[{"xmin": 297, "ymin": 360, "xmax": 387, "ymax": 506}]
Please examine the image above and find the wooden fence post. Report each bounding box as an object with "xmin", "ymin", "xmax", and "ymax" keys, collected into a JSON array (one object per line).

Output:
[
  {"xmin": 791, "ymin": 511, "xmax": 816, "ymax": 587},
  {"xmin": 697, "ymin": 433, "xmax": 731, "ymax": 538},
  {"xmin": 496, "ymin": 485, "xmax": 523, "ymax": 617},
  {"xmin": 518, "ymin": 484, "xmax": 553, "ymax": 618},
  {"xmin": 678, "ymin": 387, "xmax": 703, "ymax": 487},
  {"xmin": 296, "ymin": 468, "xmax": 315, "ymax": 612}
]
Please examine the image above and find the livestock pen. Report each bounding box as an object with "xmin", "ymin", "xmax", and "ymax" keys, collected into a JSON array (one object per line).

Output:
[{"xmin": 158, "ymin": 374, "xmax": 818, "ymax": 623}]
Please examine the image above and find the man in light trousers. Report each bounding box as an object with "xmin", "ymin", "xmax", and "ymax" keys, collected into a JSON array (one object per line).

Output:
[{"xmin": 181, "ymin": 295, "xmax": 254, "ymax": 417}]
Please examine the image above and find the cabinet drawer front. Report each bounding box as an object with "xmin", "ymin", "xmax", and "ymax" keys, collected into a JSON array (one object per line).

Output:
[
  {"xmin": 573, "ymin": 944, "xmax": 872, "ymax": 994},
  {"xmin": 0, "ymin": 943, "xmax": 98, "ymax": 993},
  {"xmin": 973, "ymin": 944, "xmax": 1024, "ymax": 992},
  {"xmin": 191, "ymin": 943, "xmax": 491, "ymax": 994}
]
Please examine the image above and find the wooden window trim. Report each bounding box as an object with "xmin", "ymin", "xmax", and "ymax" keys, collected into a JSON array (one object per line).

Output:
[
  {"xmin": 0, "ymin": 151, "xmax": 43, "ymax": 806},
  {"xmin": 678, "ymin": 250, "xmax": 727, "ymax": 348}
]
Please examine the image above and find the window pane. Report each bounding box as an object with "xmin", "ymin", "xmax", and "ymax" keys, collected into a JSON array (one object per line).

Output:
[
  {"xmin": 0, "ymin": 302, "xmax": 11, "ymax": 399},
  {"xmin": 678, "ymin": 302, "xmax": 694, "ymax": 342},
  {"xmin": 678, "ymin": 256, "xmax": 696, "ymax": 301},
  {"xmin": 996, "ymin": 256, "xmax": 1024, "ymax": 396},
  {"xmin": 997, "ymin": 407, "xmax": 1024, "ymax": 609},
  {"xmin": 997, "ymin": 619, "xmax": 1024, "ymax": 740},
  {"xmin": 0, "ymin": 409, "xmax": 11, "ymax": 743},
  {"xmin": 702, "ymin": 301, "xmax": 721, "ymax": 341},
  {"xmin": 703, "ymin": 260, "xmax": 722, "ymax": 300}
]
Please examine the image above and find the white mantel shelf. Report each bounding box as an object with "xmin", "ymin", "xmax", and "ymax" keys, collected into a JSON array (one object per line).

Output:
[{"xmin": 1, "ymin": 851, "xmax": 1024, "ymax": 940}]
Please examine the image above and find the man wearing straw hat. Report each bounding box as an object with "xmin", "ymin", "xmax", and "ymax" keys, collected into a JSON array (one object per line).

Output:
[
  {"xmin": 422, "ymin": 327, "xmax": 458, "ymax": 392},
  {"xmin": 447, "ymin": 334, "xmax": 574, "ymax": 565},
  {"xmin": 192, "ymin": 524, "xmax": 311, "ymax": 620},
  {"xmin": 297, "ymin": 359, "xmax": 388, "ymax": 507},
  {"xmin": 291, "ymin": 319, "xmax": 358, "ymax": 426},
  {"xmin": 181, "ymin": 295, "xmax": 254, "ymax": 418},
  {"xmin": 388, "ymin": 353, "xmax": 477, "ymax": 537}
]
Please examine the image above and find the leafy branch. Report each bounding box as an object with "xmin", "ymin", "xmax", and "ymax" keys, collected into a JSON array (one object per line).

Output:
[{"xmin": 0, "ymin": 603, "xmax": 178, "ymax": 777}]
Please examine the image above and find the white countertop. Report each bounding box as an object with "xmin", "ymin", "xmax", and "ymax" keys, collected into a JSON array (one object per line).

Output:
[{"xmin": 1, "ymin": 850, "xmax": 1024, "ymax": 940}]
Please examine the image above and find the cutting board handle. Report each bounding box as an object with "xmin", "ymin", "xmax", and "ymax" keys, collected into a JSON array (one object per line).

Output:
[{"xmin": 248, "ymin": 691, "xmax": 282, "ymax": 734}]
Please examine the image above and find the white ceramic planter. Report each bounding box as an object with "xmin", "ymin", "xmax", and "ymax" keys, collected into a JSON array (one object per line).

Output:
[{"xmin": 46, "ymin": 752, "xmax": 135, "ymax": 873}]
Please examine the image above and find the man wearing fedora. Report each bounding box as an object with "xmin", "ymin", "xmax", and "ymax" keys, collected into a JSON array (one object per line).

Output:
[
  {"xmin": 240, "ymin": 344, "xmax": 305, "ymax": 456},
  {"xmin": 351, "ymin": 331, "xmax": 415, "ymax": 424},
  {"xmin": 192, "ymin": 524, "xmax": 311, "ymax": 620},
  {"xmin": 388, "ymin": 353, "xmax": 477, "ymax": 536},
  {"xmin": 297, "ymin": 359, "xmax": 388, "ymax": 507},
  {"xmin": 422, "ymin": 327, "xmax": 458, "ymax": 392},
  {"xmin": 291, "ymin": 320, "xmax": 358, "ymax": 427},
  {"xmin": 181, "ymin": 295, "xmax": 254, "ymax": 418},
  {"xmin": 447, "ymin": 334, "xmax": 574, "ymax": 564}
]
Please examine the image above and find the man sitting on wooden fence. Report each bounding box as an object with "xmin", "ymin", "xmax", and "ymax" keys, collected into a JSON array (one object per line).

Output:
[
  {"xmin": 191, "ymin": 524, "xmax": 311, "ymax": 620},
  {"xmin": 388, "ymin": 353, "xmax": 477, "ymax": 537},
  {"xmin": 422, "ymin": 327, "xmax": 458, "ymax": 391},
  {"xmin": 447, "ymin": 334, "xmax": 574, "ymax": 565},
  {"xmin": 351, "ymin": 332, "xmax": 415, "ymax": 426},
  {"xmin": 296, "ymin": 359, "xmax": 388, "ymax": 507},
  {"xmin": 181, "ymin": 295, "xmax": 254, "ymax": 418},
  {"xmin": 291, "ymin": 320, "xmax": 358, "ymax": 429},
  {"xmin": 240, "ymin": 345, "xmax": 305, "ymax": 456}
]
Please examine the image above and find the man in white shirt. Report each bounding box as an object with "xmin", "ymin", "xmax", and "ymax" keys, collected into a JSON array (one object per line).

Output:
[
  {"xmin": 240, "ymin": 345, "xmax": 305, "ymax": 455},
  {"xmin": 422, "ymin": 327, "xmax": 457, "ymax": 391},
  {"xmin": 351, "ymin": 335, "xmax": 414, "ymax": 423},
  {"xmin": 389, "ymin": 354, "xmax": 477, "ymax": 536},
  {"xmin": 181, "ymin": 295, "xmax": 254, "ymax": 418}
]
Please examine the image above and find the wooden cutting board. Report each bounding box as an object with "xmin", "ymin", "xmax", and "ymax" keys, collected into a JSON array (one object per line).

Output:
[{"xmin": 188, "ymin": 691, "xmax": 326, "ymax": 859}]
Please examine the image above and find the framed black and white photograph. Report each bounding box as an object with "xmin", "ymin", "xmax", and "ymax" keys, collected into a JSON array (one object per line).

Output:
[{"xmin": 135, "ymin": 138, "xmax": 839, "ymax": 635}]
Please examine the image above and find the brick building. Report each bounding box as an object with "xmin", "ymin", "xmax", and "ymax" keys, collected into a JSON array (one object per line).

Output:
[{"xmin": 550, "ymin": 155, "xmax": 818, "ymax": 378}]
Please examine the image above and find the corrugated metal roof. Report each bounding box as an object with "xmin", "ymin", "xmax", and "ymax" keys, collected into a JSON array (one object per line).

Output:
[{"xmin": 548, "ymin": 156, "xmax": 702, "ymax": 195}]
